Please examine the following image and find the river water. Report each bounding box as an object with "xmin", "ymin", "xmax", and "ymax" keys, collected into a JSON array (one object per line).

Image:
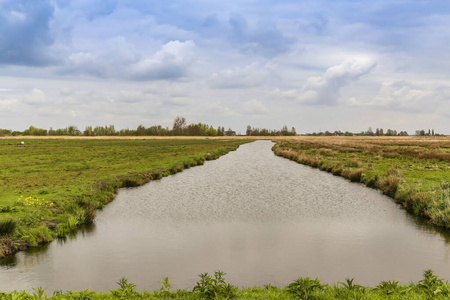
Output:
[{"xmin": 1, "ymin": 140, "xmax": 450, "ymax": 292}]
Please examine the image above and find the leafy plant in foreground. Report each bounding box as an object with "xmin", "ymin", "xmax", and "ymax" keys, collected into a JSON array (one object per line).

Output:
[
  {"xmin": 193, "ymin": 271, "xmax": 236, "ymax": 300},
  {"xmin": 157, "ymin": 277, "xmax": 174, "ymax": 298},
  {"xmin": 338, "ymin": 278, "xmax": 364, "ymax": 291},
  {"xmin": 62, "ymin": 289, "xmax": 96, "ymax": 299},
  {"xmin": 375, "ymin": 280, "xmax": 406, "ymax": 295},
  {"xmin": 417, "ymin": 269, "xmax": 449, "ymax": 299},
  {"xmin": 32, "ymin": 286, "xmax": 47, "ymax": 299},
  {"xmin": 287, "ymin": 277, "xmax": 326, "ymax": 299},
  {"xmin": 110, "ymin": 277, "xmax": 138, "ymax": 299}
]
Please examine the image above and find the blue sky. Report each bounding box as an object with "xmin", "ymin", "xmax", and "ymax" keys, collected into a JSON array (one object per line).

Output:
[{"xmin": 1, "ymin": 0, "xmax": 449, "ymax": 134}]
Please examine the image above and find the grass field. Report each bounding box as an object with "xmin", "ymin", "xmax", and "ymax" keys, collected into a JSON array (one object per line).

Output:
[
  {"xmin": 1, "ymin": 269, "xmax": 450, "ymax": 299},
  {"xmin": 0, "ymin": 138, "xmax": 251, "ymax": 257},
  {"xmin": 273, "ymin": 136, "xmax": 450, "ymax": 229}
]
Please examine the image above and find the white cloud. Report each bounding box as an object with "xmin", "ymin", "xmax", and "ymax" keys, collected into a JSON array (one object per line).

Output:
[
  {"xmin": 22, "ymin": 89, "xmax": 47, "ymax": 105},
  {"xmin": 128, "ymin": 40, "xmax": 196, "ymax": 81},
  {"xmin": 242, "ymin": 99, "xmax": 268, "ymax": 114},
  {"xmin": 209, "ymin": 62, "xmax": 268, "ymax": 89},
  {"xmin": 298, "ymin": 58, "xmax": 377, "ymax": 105},
  {"xmin": 372, "ymin": 81, "xmax": 449, "ymax": 113},
  {"xmin": 59, "ymin": 39, "xmax": 196, "ymax": 81}
]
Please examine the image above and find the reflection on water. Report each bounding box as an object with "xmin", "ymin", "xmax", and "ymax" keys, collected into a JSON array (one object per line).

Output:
[
  {"xmin": 55, "ymin": 222, "xmax": 96, "ymax": 246},
  {"xmin": 1, "ymin": 140, "xmax": 450, "ymax": 292}
]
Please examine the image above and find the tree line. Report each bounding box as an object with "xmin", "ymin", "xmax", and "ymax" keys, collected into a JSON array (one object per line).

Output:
[
  {"xmin": 0, "ymin": 117, "xmax": 236, "ymax": 137},
  {"xmin": 0, "ymin": 120, "xmax": 445, "ymax": 137}
]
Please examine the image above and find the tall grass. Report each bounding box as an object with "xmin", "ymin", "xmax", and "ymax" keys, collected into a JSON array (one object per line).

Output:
[{"xmin": 0, "ymin": 219, "xmax": 17, "ymax": 237}]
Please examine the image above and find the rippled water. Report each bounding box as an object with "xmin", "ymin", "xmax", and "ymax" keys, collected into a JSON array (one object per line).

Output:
[{"xmin": 1, "ymin": 140, "xmax": 450, "ymax": 292}]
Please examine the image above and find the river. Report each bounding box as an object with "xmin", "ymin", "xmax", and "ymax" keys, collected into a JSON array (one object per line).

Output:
[{"xmin": 1, "ymin": 140, "xmax": 450, "ymax": 292}]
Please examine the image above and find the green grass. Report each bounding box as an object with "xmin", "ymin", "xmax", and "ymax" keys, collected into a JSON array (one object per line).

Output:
[
  {"xmin": 0, "ymin": 138, "xmax": 251, "ymax": 257},
  {"xmin": 273, "ymin": 136, "xmax": 450, "ymax": 229},
  {"xmin": 1, "ymin": 269, "xmax": 450, "ymax": 299}
]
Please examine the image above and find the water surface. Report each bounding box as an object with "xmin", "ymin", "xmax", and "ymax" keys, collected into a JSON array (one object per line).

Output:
[{"xmin": 1, "ymin": 140, "xmax": 450, "ymax": 292}]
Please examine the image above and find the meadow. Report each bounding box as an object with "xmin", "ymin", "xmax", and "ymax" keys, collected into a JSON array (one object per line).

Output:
[
  {"xmin": 1, "ymin": 269, "xmax": 450, "ymax": 299},
  {"xmin": 0, "ymin": 138, "xmax": 250, "ymax": 258},
  {"xmin": 273, "ymin": 136, "xmax": 450, "ymax": 229}
]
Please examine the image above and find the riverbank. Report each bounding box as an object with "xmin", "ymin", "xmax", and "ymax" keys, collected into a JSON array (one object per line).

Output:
[
  {"xmin": 273, "ymin": 136, "xmax": 450, "ymax": 229},
  {"xmin": 1, "ymin": 269, "xmax": 449, "ymax": 299},
  {"xmin": 0, "ymin": 138, "xmax": 251, "ymax": 258}
]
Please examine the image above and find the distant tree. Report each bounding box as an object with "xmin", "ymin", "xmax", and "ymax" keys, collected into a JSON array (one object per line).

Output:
[
  {"xmin": 206, "ymin": 127, "xmax": 217, "ymax": 136},
  {"xmin": 105, "ymin": 125, "xmax": 116, "ymax": 136},
  {"xmin": 217, "ymin": 126, "xmax": 224, "ymax": 136},
  {"xmin": 375, "ymin": 128, "xmax": 384, "ymax": 136},
  {"xmin": 385, "ymin": 129, "xmax": 397, "ymax": 136},
  {"xmin": 0, "ymin": 129, "xmax": 12, "ymax": 136},
  {"xmin": 136, "ymin": 125, "xmax": 146, "ymax": 136},
  {"xmin": 67, "ymin": 125, "xmax": 79, "ymax": 136},
  {"xmin": 172, "ymin": 116, "xmax": 187, "ymax": 135},
  {"xmin": 84, "ymin": 126, "xmax": 94, "ymax": 136},
  {"xmin": 291, "ymin": 127, "xmax": 296, "ymax": 135},
  {"xmin": 225, "ymin": 128, "xmax": 235, "ymax": 136},
  {"xmin": 260, "ymin": 128, "xmax": 270, "ymax": 136},
  {"xmin": 415, "ymin": 130, "xmax": 426, "ymax": 136}
]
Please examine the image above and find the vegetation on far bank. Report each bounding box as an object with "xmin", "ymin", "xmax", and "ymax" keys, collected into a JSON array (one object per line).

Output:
[
  {"xmin": 0, "ymin": 116, "xmax": 298, "ymax": 138},
  {"xmin": 273, "ymin": 136, "xmax": 450, "ymax": 229},
  {"xmin": 2, "ymin": 269, "xmax": 450, "ymax": 299},
  {"xmin": 0, "ymin": 138, "xmax": 251, "ymax": 258},
  {"xmin": 3, "ymin": 115, "xmax": 443, "ymax": 138}
]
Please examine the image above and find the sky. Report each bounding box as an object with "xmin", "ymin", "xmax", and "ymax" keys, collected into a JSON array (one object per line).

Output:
[{"xmin": 1, "ymin": 0, "xmax": 450, "ymax": 135}]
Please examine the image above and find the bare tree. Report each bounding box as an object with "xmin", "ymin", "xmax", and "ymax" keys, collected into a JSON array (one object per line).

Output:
[{"xmin": 172, "ymin": 116, "xmax": 186, "ymax": 135}]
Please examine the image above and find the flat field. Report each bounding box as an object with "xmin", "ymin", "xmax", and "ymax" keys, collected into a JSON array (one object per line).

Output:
[
  {"xmin": 0, "ymin": 138, "xmax": 250, "ymax": 257},
  {"xmin": 273, "ymin": 136, "xmax": 450, "ymax": 228}
]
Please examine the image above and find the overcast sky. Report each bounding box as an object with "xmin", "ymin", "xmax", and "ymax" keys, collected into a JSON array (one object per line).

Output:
[{"xmin": 1, "ymin": 0, "xmax": 449, "ymax": 134}]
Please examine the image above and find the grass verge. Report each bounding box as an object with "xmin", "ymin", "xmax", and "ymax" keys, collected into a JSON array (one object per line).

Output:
[
  {"xmin": 0, "ymin": 138, "xmax": 251, "ymax": 258},
  {"xmin": 1, "ymin": 269, "xmax": 450, "ymax": 299}
]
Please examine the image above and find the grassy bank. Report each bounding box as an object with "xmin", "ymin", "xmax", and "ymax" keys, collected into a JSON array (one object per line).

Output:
[
  {"xmin": 0, "ymin": 138, "xmax": 251, "ymax": 258},
  {"xmin": 1, "ymin": 269, "xmax": 450, "ymax": 299},
  {"xmin": 273, "ymin": 136, "xmax": 450, "ymax": 229}
]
